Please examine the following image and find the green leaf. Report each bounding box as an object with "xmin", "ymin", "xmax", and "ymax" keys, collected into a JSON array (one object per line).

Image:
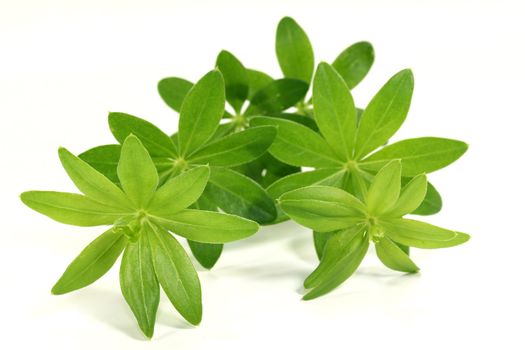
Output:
[
  {"xmin": 271, "ymin": 113, "xmax": 319, "ymax": 131},
  {"xmin": 178, "ymin": 70, "xmax": 225, "ymax": 156},
  {"xmin": 78, "ymin": 145, "xmax": 121, "ymax": 184},
  {"xmin": 216, "ymin": 50, "xmax": 249, "ymax": 112},
  {"xmin": 148, "ymin": 166, "xmax": 210, "ymax": 216},
  {"xmin": 360, "ymin": 137, "xmax": 469, "ymax": 176},
  {"xmin": 205, "ymin": 167, "xmax": 277, "ymax": 224},
  {"xmin": 247, "ymin": 79, "xmax": 308, "ymax": 115},
  {"xmin": 247, "ymin": 69, "xmax": 273, "ymax": 99},
  {"xmin": 117, "ymin": 135, "xmax": 159, "ymax": 208},
  {"xmin": 187, "ymin": 126, "xmax": 277, "ymax": 167},
  {"xmin": 108, "ymin": 112, "xmax": 177, "ymax": 158},
  {"xmin": 303, "ymin": 227, "xmax": 368, "ymax": 300},
  {"xmin": 366, "ymin": 160, "xmax": 401, "ymax": 215},
  {"xmin": 354, "ymin": 69, "xmax": 414, "ymax": 159},
  {"xmin": 267, "ymin": 168, "xmax": 344, "ymax": 200},
  {"xmin": 153, "ymin": 209, "xmax": 259, "ymax": 243},
  {"xmin": 381, "ymin": 218, "xmax": 470, "ymax": 248},
  {"xmin": 313, "ymin": 62, "xmax": 357, "ymax": 160},
  {"xmin": 279, "ymin": 186, "xmax": 367, "ymax": 232},
  {"xmin": 187, "ymin": 240, "xmax": 223, "ymax": 270},
  {"xmin": 51, "ymin": 228, "xmax": 126, "ymax": 294},
  {"xmin": 412, "ymin": 181, "xmax": 442, "ymax": 215},
  {"xmin": 250, "ymin": 117, "xmax": 342, "ymax": 167},
  {"xmin": 20, "ymin": 191, "xmax": 130, "ymax": 226},
  {"xmin": 120, "ymin": 231, "xmax": 159, "ymax": 338},
  {"xmin": 158, "ymin": 77, "xmax": 193, "ymax": 112},
  {"xmin": 375, "ymin": 236, "xmax": 419, "ymax": 273},
  {"xmin": 385, "ymin": 174, "xmax": 427, "ymax": 217},
  {"xmin": 275, "ymin": 16, "xmax": 314, "ymax": 83},
  {"xmin": 58, "ymin": 147, "xmax": 130, "ymax": 209},
  {"xmin": 313, "ymin": 231, "xmax": 337, "ymax": 260},
  {"xmin": 147, "ymin": 223, "xmax": 202, "ymax": 325},
  {"xmin": 332, "ymin": 41, "xmax": 374, "ymax": 89}
]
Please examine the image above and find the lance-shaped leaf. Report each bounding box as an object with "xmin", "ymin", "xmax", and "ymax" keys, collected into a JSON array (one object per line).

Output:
[
  {"xmin": 332, "ymin": 41, "xmax": 374, "ymax": 89},
  {"xmin": 51, "ymin": 228, "xmax": 126, "ymax": 294},
  {"xmin": 158, "ymin": 77, "xmax": 193, "ymax": 113},
  {"xmin": 275, "ymin": 16, "xmax": 314, "ymax": 83},
  {"xmin": 366, "ymin": 160, "xmax": 401, "ymax": 215},
  {"xmin": 148, "ymin": 166, "xmax": 210, "ymax": 216},
  {"xmin": 279, "ymin": 186, "xmax": 367, "ymax": 232},
  {"xmin": 267, "ymin": 168, "xmax": 345, "ymax": 200},
  {"xmin": 375, "ymin": 236, "xmax": 419, "ymax": 273},
  {"xmin": 360, "ymin": 137, "xmax": 469, "ymax": 176},
  {"xmin": 187, "ymin": 126, "xmax": 277, "ymax": 167},
  {"xmin": 246, "ymin": 79, "xmax": 308, "ymax": 115},
  {"xmin": 247, "ymin": 69, "xmax": 273, "ymax": 99},
  {"xmin": 251, "ymin": 117, "xmax": 342, "ymax": 168},
  {"xmin": 381, "ymin": 218, "xmax": 470, "ymax": 249},
  {"xmin": 313, "ymin": 231, "xmax": 337, "ymax": 260},
  {"xmin": 205, "ymin": 167, "xmax": 277, "ymax": 224},
  {"xmin": 178, "ymin": 70, "xmax": 225, "ymax": 156},
  {"xmin": 109, "ymin": 112, "xmax": 177, "ymax": 158},
  {"xmin": 147, "ymin": 224, "xmax": 202, "ymax": 325},
  {"xmin": 120, "ymin": 232, "xmax": 159, "ymax": 338},
  {"xmin": 412, "ymin": 181, "xmax": 442, "ymax": 215},
  {"xmin": 187, "ymin": 196, "xmax": 223, "ymax": 270},
  {"xmin": 303, "ymin": 227, "xmax": 369, "ymax": 300},
  {"xmin": 354, "ymin": 69, "xmax": 414, "ymax": 159},
  {"xmin": 216, "ymin": 50, "xmax": 249, "ymax": 112},
  {"xmin": 58, "ymin": 147, "xmax": 130, "ymax": 209},
  {"xmin": 117, "ymin": 135, "xmax": 158, "ymax": 208},
  {"xmin": 385, "ymin": 174, "xmax": 427, "ymax": 217},
  {"xmin": 20, "ymin": 191, "xmax": 130, "ymax": 226},
  {"xmin": 313, "ymin": 62, "xmax": 357, "ymax": 160},
  {"xmin": 153, "ymin": 209, "xmax": 259, "ymax": 243},
  {"xmin": 78, "ymin": 144, "xmax": 121, "ymax": 184}
]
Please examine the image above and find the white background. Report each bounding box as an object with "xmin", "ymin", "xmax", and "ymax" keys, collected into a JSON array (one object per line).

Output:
[{"xmin": 1, "ymin": 0, "xmax": 524, "ymax": 348}]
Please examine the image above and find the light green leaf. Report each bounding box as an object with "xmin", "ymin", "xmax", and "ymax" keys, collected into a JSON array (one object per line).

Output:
[
  {"xmin": 153, "ymin": 209, "xmax": 259, "ymax": 243},
  {"xmin": 117, "ymin": 135, "xmax": 159, "ymax": 208},
  {"xmin": 354, "ymin": 69, "xmax": 414, "ymax": 159},
  {"xmin": 313, "ymin": 230, "xmax": 337, "ymax": 260},
  {"xmin": 188, "ymin": 240, "xmax": 223, "ymax": 270},
  {"xmin": 267, "ymin": 168, "xmax": 344, "ymax": 200},
  {"xmin": 367, "ymin": 160, "xmax": 401, "ymax": 215},
  {"xmin": 303, "ymin": 227, "xmax": 369, "ymax": 300},
  {"xmin": 20, "ymin": 191, "xmax": 130, "ymax": 226},
  {"xmin": 375, "ymin": 236, "xmax": 419, "ymax": 273},
  {"xmin": 412, "ymin": 181, "xmax": 442, "ymax": 215},
  {"xmin": 250, "ymin": 117, "xmax": 343, "ymax": 167},
  {"xmin": 247, "ymin": 69, "xmax": 273, "ymax": 99},
  {"xmin": 279, "ymin": 186, "xmax": 367, "ymax": 232},
  {"xmin": 275, "ymin": 16, "xmax": 314, "ymax": 83},
  {"xmin": 187, "ymin": 126, "xmax": 277, "ymax": 167},
  {"xmin": 120, "ymin": 231, "xmax": 159, "ymax": 338},
  {"xmin": 51, "ymin": 228, "xmax": 126, "ymax": 294},
  {"xmin": 381, "ymin": 218, "xmax": 470, "ymax": 249},
  {"xmin": 332, "ymin": 41, "xmax": 374, "ymax": 89},
  {"xmin": 360, "ymin": 137, "xmax": 469, "ymax": 176},
  {"xmin": 205, "ymin": 167, "xmax": 277, "ymax": 224},
  {"xmin": 246, "ymin": 79, "xmax": 308, "ymax": 115},
  {"xmin": 78, "ymin": 144, "xmax": 121, "ymax": 184},
  {"xmin": 313, "ymin": 62, "xmax": 357, "ymax": 160},
  {"xmin": 147, "ymin": 223, "xmax": 202, "ymax": 325},
  {"xmin": 148, "ymin": 166, "xmax": 210, "ymax": 216},
  {"xmin": 384, "ymin": 174, "xmax": 427, "ymax": 217},
  {"xmin": 158, "ymin": 77, "xmax": 193, "ymax": 112},
  {"xmin": 58, "ymin": 147, "xmax": 130, "ymax": 209},
  {"xmin": 216, "ymin": 50, "xmax": 249, "ymax": 112},
  {"xmin": 108, "ymin": 112, "xmax": 177, "ymax": 158},
  {"xmin": 178, "ymin": 70, "xmax": 225, "ymax": 156}
]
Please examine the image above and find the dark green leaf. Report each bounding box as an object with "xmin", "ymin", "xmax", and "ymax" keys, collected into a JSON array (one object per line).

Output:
[
  {"xmin": 78, "ymin": 145, "xmax": 121, "ymax": 184},
  {"xmin": 216, "ymin": 50, "xmax": 249, "ymax": 112},
  {"xmin": 158, "ymin": 77, "xmax": 193, "ymax": 112},
  {"xmin": 187, "ymin": 240, "xmax": 223, "ymax": 270},
  {"xmin": 247, "ymin": 69, "xmax": 273, "ymax": 99},
  {"xmin": 332, "ymin": 41, "xmax": 374, "ymax": 89},
  {"xmin": 247, "ymin": 79, "xmax": 308, "ymax": 115},
  {"xmin": 412, "ymin": 181, "xmax": 442, "ymax": 215}
]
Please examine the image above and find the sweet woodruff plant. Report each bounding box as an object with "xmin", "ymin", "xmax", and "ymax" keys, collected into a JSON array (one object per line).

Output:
[{"xmin": 20, "ymin": 16, "xmax": 469, "ymax": 339}]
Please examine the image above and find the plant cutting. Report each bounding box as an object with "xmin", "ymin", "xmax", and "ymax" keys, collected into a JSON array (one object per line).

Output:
[
  {"xmin": 279, "ymin": 160, "xmax": 470, "ymax": 300},
  {"xmin": 158, "ymin": 16, "xmax": 374, "ymax": 187},
  {"xmin": 20, "ymin": 135, "xmax": 259, "ymax": 338},
  {"xmin": 79, "ymin": 70, "xmax": 277, "ymax": 268},
  {"xmin": 252, "ymin": 62, "xmax": 467, "ymax": 255}
]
